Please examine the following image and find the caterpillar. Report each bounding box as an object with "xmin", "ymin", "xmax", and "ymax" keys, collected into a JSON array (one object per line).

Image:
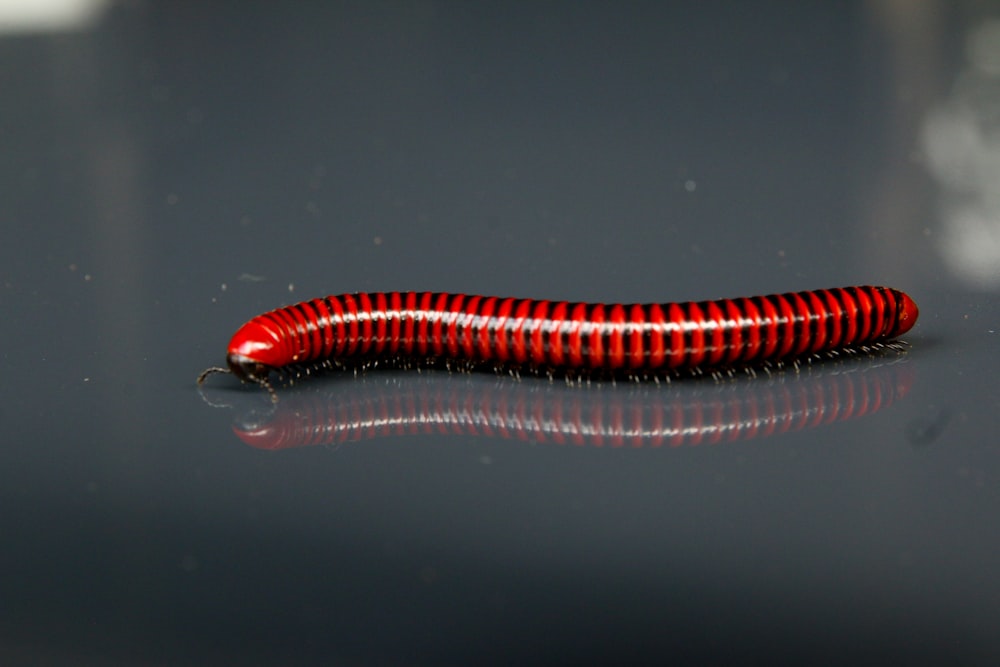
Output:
[{"xmin": 197, "ymin": 286, "xmax": 918, "ymax": 402}]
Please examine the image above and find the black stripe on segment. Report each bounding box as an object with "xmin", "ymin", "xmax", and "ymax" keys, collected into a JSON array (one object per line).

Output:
[
  {"xmin": 756, "ymin": 294, "xmax": 781, "ymax": 360},
  {"xmin": 342, "ymin": 293, "xmax": 362, "ymax": 357},
  {"xmin": 663, "ymin": 303, "xmax": 681, "ymax": 368},
  {"xmin": 416, "ymin": 292, "xmax": 434, "ymax": 356},
  {"xmin": 697, "ymin": 300, "xmax": 720, "ymax": 366},
  {"xmin": 799, "ymin": 292, "xmax": 823, "ymax": 352},
  {"xmin": 628, "ymin": 304, "xmax": 645, "ymax": 369},
  {"xmin": 675, "ymin": 302, "xmax": 692, "ymax": 368},
  {"xmin": 532, "ymin": 300, "xmax": 553, "ymax": 368},
  {"xmin": 650, "ymin": 303, "xmax": 669, "ymax": 369},
  {"xmin": 609, "ymin": 303, "xmax": 628, "ymax": 369},
  {"xmin": 735, "ymin": 298, "xmax": 759, "ymax": 364},
  {"xmin": 430, "ymin": 292, "xmax": 449, "ymax": 357},
  {"xmin": 772, "ymin": 292, "xmax": 794, "ymax": 357},
  {"xmin": 322, "ymin": 296, "xmax": 341, "ymax": 358},
  {"xmin": 476, "ymin": 296, "xmax": 496, "ymax": 362},
  {"xmin": 311, "ymin": 297, "xmax": 332, "ymax": 359},
  {"xmin": 493, "ymin": 297, "xmax": 514, "ymax": 365},
  {"xmin": 547, "ymin": 301, "xmax": 568, "ymax": 368},
  {"xmin": 887, "ymin": 288, "xmax": 903, "ymax": 338},
  {"xmin": 872, "ymin": 287, "xmax": 891, "ymax": 339},
  {"xmin": 721, "ymin": 298, "xmax": 742, "ymax": 365},
  {"xmin": 788, "ymin": 292, "xmax": 811, "ymax": 357},
  {"xmin": 319, "ymin": 297, "xmax": 343, "ymax": 359},
  {"xmin": 749, "ymin": 296, "xmax": 773, "ymax": 362},
  {"xmin": 355, "ymin": 292, "xmax": 374, "ymax": 356},
  {"xmin": 850, "ymin": 286, "xmax": 870, "ymax": 345},
  {"xmin": 373, "ymin": 292, "xmax": 389, "ymax": 356},
  {"xmin": 448, "ymin": 293, "xmax": 467, "ymax": 360},
  {"xmin": 770, "ymin": 293, "xmax": 796, "ymax": 359},
  {"xmin": 591, "ymin": 302, "xmax": 609, "ymax": 369},
  {"xmin": 813, "ymin": 290, "xmax": 837, "ymax": 351},
  {"xmin": 461, "ymin": 294, "xmax": 480, "ymax": 361},
  {"xmin": 803, "ymin": 290, "xmax": 828, "ymax": 354},
  {"xmin": 640, "ymin": 304, "xmax": 656, "ymax": 369}
]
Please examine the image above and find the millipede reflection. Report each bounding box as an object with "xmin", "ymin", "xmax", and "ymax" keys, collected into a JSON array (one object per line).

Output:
[{"xmin": 201, "ymin": 356, "xmax": 915, "ymax": 450}]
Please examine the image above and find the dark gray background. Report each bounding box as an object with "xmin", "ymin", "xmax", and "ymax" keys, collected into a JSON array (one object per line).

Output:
[{"xmin": 3, "ymin": 1, "xmax": 999, "ymax": 664}]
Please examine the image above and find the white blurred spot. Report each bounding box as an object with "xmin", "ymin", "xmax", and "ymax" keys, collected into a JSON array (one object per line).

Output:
[
  {"xmin": 0, "ymin": 0, "xmax": 108, "ymax": 33},
  {"xmin": 922, "ymin": 19, "xmax": 1000, "ymax": 289},
  {"xmin": 967, "ymin": 20, "xmax": 1000, "ymax": 76}
]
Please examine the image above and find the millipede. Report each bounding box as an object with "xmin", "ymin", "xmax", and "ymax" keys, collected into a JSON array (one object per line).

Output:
[{"xmin": 197, "ymin": 286, "xmax": 918, "ymax": 401}]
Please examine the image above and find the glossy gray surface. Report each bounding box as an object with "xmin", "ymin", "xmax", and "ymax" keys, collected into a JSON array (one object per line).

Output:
[{"xmin": 3, "ymin": 2, "xmax": 1000, "ymax": 664}]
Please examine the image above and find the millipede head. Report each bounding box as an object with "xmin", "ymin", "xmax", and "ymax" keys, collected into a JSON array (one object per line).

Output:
[
  {"xmin": 195, "ymin": 357, "xmax": 279, "ymax": 402},
  {"xmin": 226, "ymin": 353, "xmax": 279, "ymax": 402}
]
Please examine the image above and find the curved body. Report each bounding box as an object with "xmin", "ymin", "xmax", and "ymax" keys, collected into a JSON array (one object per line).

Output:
[{"xmin": 204, "ymin": 287, "xmax": 917, "ymax": 395}]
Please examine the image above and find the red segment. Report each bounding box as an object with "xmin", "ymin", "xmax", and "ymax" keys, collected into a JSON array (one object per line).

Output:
[
  {"xmin": 460, "ymin": 294, "xmax": 480, "ymax": 360},
  {"xmin": 819, "ymin": 290, "xmax": 842, "ymax": 350},
  {"xmin": 530, "ymin": 300, "xmax": 551, "ymax": 367},
  {"xmin": 772, "ymin": 294, "xmax": 797, "ymax": 358},
  {"xmin": 628, "ymin": 304, "xmax": 646, "ymax": 369},
  {"xmin": 667, "ymin": 303, "xmax": 686, "ymax": 368},
  {"xmin": 568, "ymin": 303, "xmax": 588, "ymax": 368},
  {"xmin": 740, "ymin": 298, "xmax": 763, "ymax": 362},
  {"xmin": 588, "ymin": 304, "xmax": 606, "ymax": 368},
  {"xmin": 339, "ymin": 293, "xmax": 359, "ymax": 356},
  {"xmin": 549, "ymin": 301, "xmax": 569, "ymax": 367},
  {"xmin": 647, "ymin": 304, "xmax": 666, "ymax": 368},
  {"xmin": 704, "ymin": 300, "xmax": 727, "ymax": 366},
  {"xmin": 830, "ymin": 290, "xmax": 872, "ymax": 346},
  {"xmin": 476, "ymin": 296, "xmax": 497, "ymax": 361},
  {"xmin": 493, "ymin": 298, "xmax": 515, "ymax": 363},
  {"xmin": 327, "ymin": 296, "xmax": 347, "ymax": 357},
  {"xmin": 297, "ymin": 301, "xmax": 322, "ymax": 363},
  {"xmin": 388, "ymin": 292, "xmax": 402, "ymax": 355},
  {"xmin": 429, "ymin": 293, "xmax": 449, "ymax": 356},
  {"xmin": 804, "ymin": 291, "xmax": 828, "ymax": 354},
  {"xmin": 756, "ymin": 297, "xmax": 779, "ymax": 360},
  {"xmin": 723, "ymin": 299, "xmax": 744, "ymax": 365},
  {"xmin": 312, "ymin": 298, "xmax": 334, "ymax": 359},
  {"xmin": 417, "ymin": 292, "xmax": 435, "ymax": 356},
  {"xmin": 866, "ymin": 288, "xmax": 888, "ymax": 341},
  {"xmin": 686, "ymin": 302, "xmax": 707, "ymax": 368},
  {"xmin": 371, "ymin": 292, "xmax": 388, "ymax": 355},
  {"xmin": 607, "ymin": 303, "xmax": 627, "ymax": 369},
  {"xmin": 788, "ymin": 292, "xmax": 812, "ymax": 357},
  {"xmin": 446, "ymin": 293, "xmax": 466, "ymax": 359},
  {"xmin": 356, "ymin": 292, "xmax": 374, "ymax": 356},
  {"xmin": 401, "ymin": 292, "xmax": 417, "ymax": 355},
  {"xmin": 512, "ymin": 299, "xmax": 533, "ymax": 365}
]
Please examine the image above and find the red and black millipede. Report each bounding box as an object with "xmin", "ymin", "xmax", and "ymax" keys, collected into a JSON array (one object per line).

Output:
[{"xmin": 198, "ymin": 286, "xmax": 918, "ymax": 401}]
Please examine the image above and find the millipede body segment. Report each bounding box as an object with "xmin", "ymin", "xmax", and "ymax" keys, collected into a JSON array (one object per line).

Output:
[{"xmin": 198, "ymin": 287, "xmax": 918, "ymax": 399}]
